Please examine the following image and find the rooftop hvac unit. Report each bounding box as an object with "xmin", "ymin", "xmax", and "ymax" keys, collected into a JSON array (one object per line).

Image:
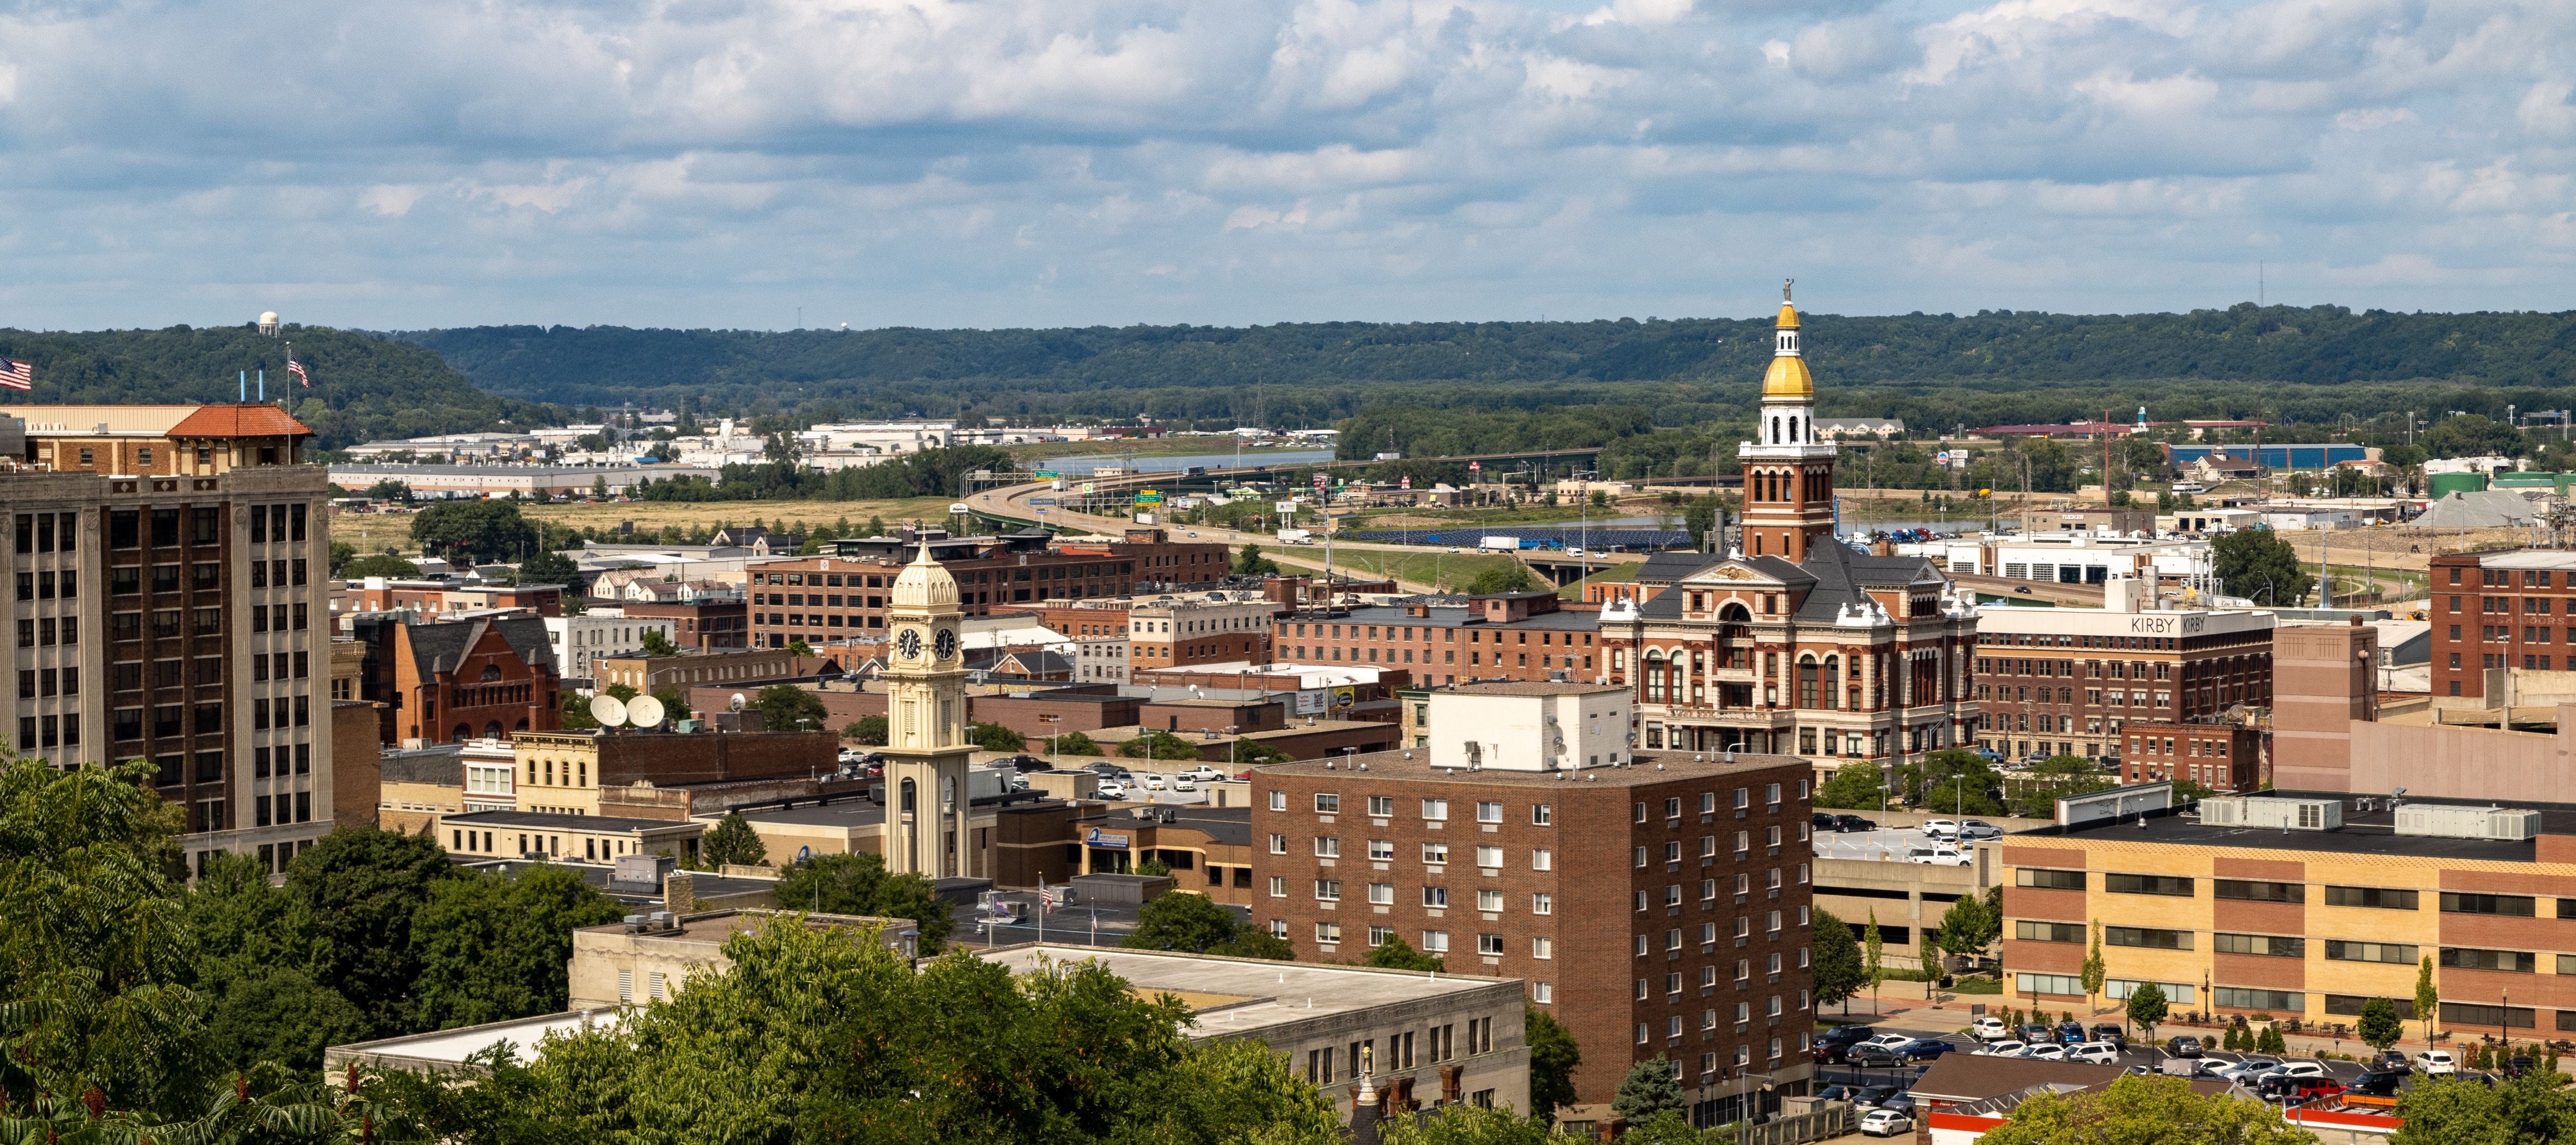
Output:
[
  {"xmin": 2395, "ymin": 805, "xmax": 2542, "ymax": 841},
  {"xmin": 2202, "ymin": 796, "xmax": 2341, "ymax": 831}
]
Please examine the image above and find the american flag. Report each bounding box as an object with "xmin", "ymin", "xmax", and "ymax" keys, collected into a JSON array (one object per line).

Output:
[
  {"xmin": 287, "ymin": 352, "xmax": 310, "ymax": 387},
  {"xmin": 0, "ymin": 358, "xmax": 28, "ymax": 390}
]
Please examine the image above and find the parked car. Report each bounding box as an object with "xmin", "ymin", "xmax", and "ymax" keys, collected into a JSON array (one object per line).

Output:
[
  {"xmin": 2018, "ymin": 1024, "xmax": 2054, "ymax": 1043},
  {"xmin": 1898, "ymin": 1038, "xmax": 1955, "ymax": 1062},
  {"xmin": 2372, "ymin": 1049, "xmax": 2411, "ymax": 1071},
  {"xmin": 1817, "ymin": 1025, "xmax": 1878, "ymax": 1047},
  {"xmin": 1815, "ymin": 1084, "xmax": 1855, "ymax": 1103},
  {"xmin": 2264, "ymin": 1062, "xmax": 2327, "ymax": 1081},
  {"xmin": 2211, "ymin": 1056, "xmax": 2281, "ymax": 1082},
  {"xmin": 2067, "ymin": 1042, "xmax": 2120, "ymax": 1066},
  {"xmin": 993, "ymin": 755, "xmax": 1051, "ymax": 773},
  {"xmin": 1968, "ymin": 1017, "xmax": 2010, "ymax": 1042},
  {"xmin": 2263, "ymin": 1076, "xmax": 2346, "ymax": 1104},
  {"xmin": 1920, "ymin": 818, "xmax": 1960, "ymax": 838},
  {"xmin": 1859, "ymin": 1034, "xmax": 1914, "ymax": 1051},
  {"xmin": 1877, "ymin": 1094, "xmax": 1918, "ymax": 1115},
  {"xmin": 2349, "ymin": 1069, "xmax": 2407, "ymax": 1097},
  {"xmin": 1094, "ymin": 780, "xmax": 1131, "ymax": 800},
  {"xmin": 2089, "ymin": 1024, "xmax": 2127, "ymax": 1047},
  {"xmin": 1831, "ymin": 814, "xmax": 1877, "ymax": 832},
  {"xmin": 1177, "ymin": 764, "xmax": 1224, "ymax": 783},
  {"xmin": 1144, "ymin": 773, "xmax": 1169, "ymax": 791},
  {"xmin": 2055, "ymin": 1022, "xmax": 2088, "ymax": 1046},
  {"xmin": 2020, "ymin": 1045, "xmax": 2069, "ymax": 1061},
  {"xmin": 1850, "ymin": 1044, "xmax": 1910, "ymax": 1068},
  {"xmin": 2167, "ymin": 1035, "xmax": 2204, "ymax": 1058},
  {"xmin": 2416, "ymin": 1050, "xmax": 2457, "ymax": 1076},
  {"xmin": 1169, "ymin": 774, "xmax": 1199, "ymax": 792},
  {"xmin": 1859, "ymin": 1109, "xmax": 1915, "ymax": 1138},
  {"xmin": 1813, "ymin": 813, "xmax": 1840, "ymax": 831},
  {"xmin": 1905, "ymin": 844, "xmax": 1972, "ymax": 866},
  {"xmin": 1958, "ymin": 820, "xmax": 2004, "ymax": 840},
  {"xmin": 1975, "ymin": 1040, "xmax": 2028, "ymax": 1057},
  {"xmin": 1847, "ymin": 1086, "xmax": 1897, "ymax": 1110}
]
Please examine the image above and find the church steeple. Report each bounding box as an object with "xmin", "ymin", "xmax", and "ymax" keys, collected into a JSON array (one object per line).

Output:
[{"xmin": 1738, "ymin": 280, "xmax": 1838, "ymax": 562}]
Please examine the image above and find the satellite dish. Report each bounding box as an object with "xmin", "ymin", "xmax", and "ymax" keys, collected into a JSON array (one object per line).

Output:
[
  {"xmin": 627, "ymin": 694, "xmax": 666, "ymax": 728},
  {"xmin": 730, "ymin": 692, "xmax": 747, "ymax": 713},
  {"xmin": 588, "ymin": 694, "xmax": 627, "ymax": 727}
]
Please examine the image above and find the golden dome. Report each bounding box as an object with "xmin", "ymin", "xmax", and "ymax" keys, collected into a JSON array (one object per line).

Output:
[
  {"xmin": 1763, "ymin": 354, "xmax": 1814, "ymax": 399},
  {"xmin": 1775, "ymin": 301, "xmax": 1800, "ymax": 329},
  {"xmin": 889, "ymin": 540, "xmax": 960, "ymax": 610}
]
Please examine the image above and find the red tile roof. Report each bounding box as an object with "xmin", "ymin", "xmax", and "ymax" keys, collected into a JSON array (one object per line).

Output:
[{"xmin": 166, "ymin": 404, "xmax": 314, "ymax": 439}]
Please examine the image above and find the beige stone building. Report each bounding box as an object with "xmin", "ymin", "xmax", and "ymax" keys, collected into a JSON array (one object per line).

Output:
[{"xmin": 566, "ymin": 908, "xmax": 917, "ymax": 1010}]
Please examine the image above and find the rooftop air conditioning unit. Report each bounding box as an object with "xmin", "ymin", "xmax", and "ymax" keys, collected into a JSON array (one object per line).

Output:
[
  {"xmin": 2203, "ymin": 796, "xmax": 2340, "ymax": 831},
  {"xmin": 2395, "ymin": 805, "xmax": 2542, "ymax": 841}
]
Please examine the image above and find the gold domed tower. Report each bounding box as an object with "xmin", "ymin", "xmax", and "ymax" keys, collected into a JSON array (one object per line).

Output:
[
  {"xmin": 882, "ymin": 541, "xmax": 974, "ymax": 879},
  {"xmin": 1737, "ymin": 279, "xmax": 1838, "ymax": 561}
]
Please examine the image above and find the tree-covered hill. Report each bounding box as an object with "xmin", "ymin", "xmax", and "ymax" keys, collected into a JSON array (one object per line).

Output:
[
  {"xmin": 398, "ymin": 303, "xmax": 2576, "ymax": 433},
  {"xmin": 0, "ymin": 324, "xmax": 559, "ymax": 448}
]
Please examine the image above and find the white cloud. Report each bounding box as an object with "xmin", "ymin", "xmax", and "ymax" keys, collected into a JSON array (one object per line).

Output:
[{"xmin": 0, "ymin": 0, "xmax": 2563, "ymax": 329}]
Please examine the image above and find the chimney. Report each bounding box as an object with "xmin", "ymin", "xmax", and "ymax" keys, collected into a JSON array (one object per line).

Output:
[{"xmin": 663, "ymin": 871, "xmax": 696, "ymax": 913}]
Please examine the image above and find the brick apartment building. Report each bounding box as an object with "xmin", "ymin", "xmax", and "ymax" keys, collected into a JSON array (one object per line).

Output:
[
  {"xmin": 1971, "ymin": 601, "xmax": 2274, "ymax": 765},
  {"xmin": 345, "ymin": 612, "xmax": 562, "ymax": 746},
  {"xmin": 2428, "ymin": 550, "xmax": 2576, "ymax": 699},
  {"xmin": 620, "ymin": 595, "xmax": 750, "ymax": 651},
  {"xmin": 2114, "ymin": 718, "xmax": 2267, "ymax": 791},
  {"xmin": 340, "ymin": 577, "xmax": 565, "ymax": 618},
  {"xmin": 1252, "ymin": 683, "xmax": 1817, "ymax": 1124},
  {"xmin": 1274, "ymin": 591, "xmax": 1600, "ymax": 687},
  {"xmin": 2, "ymin": 403, "xmax": 337, "ymax": 875},
  {"xmin": 742, "ymin": 528, "xmax": 1226, "ymax": 649}
]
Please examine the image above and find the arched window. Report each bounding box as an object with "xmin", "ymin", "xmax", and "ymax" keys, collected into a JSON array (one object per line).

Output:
[
  {"xmin": 1797, "ymin": 657, "xmax": 1820, "ymax": 709},
  {"xmin": 1824, "ymin": 656, "xmax": 1842, "ymax": 712},
  {"xmin": 484, "ymin": 721, "xmax": 504, "ymax": 741},
  {"xmin": 515, "ymin": 718, "xmax": 530, "ymax": 732},
  {"xmin": 480, "ymin": 664, "xmax": 503, "ymax": 682},
  {"xmin": 1771, "ymin": 416, "xmax": 1781, "ymax": 445},
  {"xmin": 452, "ymin": 723, "xmax": 473, "ymax": 744},
  {"xmin": 1644, "ymin": 650, "xmax": 1666, "ymax": 701},
  {"xmin": 1719, "ymin": 602, "xmax": 1752, "ymax": 624}
]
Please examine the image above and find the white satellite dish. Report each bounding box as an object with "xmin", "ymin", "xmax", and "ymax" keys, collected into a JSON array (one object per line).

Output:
[
  {"xmin": 588, "ymin": 694, "xmax": 627, "ymax": 727},
  {"xmin": 730, "ymin": 692, "xmax": 747, "ymax": 713},
  {"xmin": 627, "ymin": 694, "xmax": 666, "ymax": 728}
]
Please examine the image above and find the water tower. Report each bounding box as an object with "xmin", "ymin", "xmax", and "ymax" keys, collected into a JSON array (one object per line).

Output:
[{"xmin": 257, "ymin": 311, "xmax": 280, "ymax": 337}]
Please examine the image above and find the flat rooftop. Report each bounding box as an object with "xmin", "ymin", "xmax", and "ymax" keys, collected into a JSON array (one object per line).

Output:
[
  {"xmin": 325, "ymin": 1010, "xmax": 611, "ymax": 1073},
  {"xmin": 574, "ymin": 908, "xmax": 903, "ymax": 946},
  {"xmin": 1448, "ymin": 680, "xmax": 1625, "ymax": 697},
  {"xmin": 2019, "ymin": 790, "xmax": 2576, "ymax": 864},
  {"xmin": 975, "ymin": 944, "xmax": 1516, "ymax": 1040},
  {"xmin": 443, "ymin": 809, "xmax": 699, "ymax": 833},
  {"xmin": 1255, "ymin": 747, "xmax": 1803, "ymax": 788}
]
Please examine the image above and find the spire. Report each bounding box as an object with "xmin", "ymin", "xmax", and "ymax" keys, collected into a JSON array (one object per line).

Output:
[{"xmin": 1762, "ymin": 281, "xmax": 1813, "ymax": 399}]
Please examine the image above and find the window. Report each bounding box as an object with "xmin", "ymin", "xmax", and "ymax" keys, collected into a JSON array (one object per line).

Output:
[
  {"xmin": 1315, "ymin": 793, "xmax": 1339, "ymax": 814},
  {"xmin": 1315, "ymin": 922, "xmax": 1342, "ymax": 944},
  {"xmin": 1368, "ymin": 926, "xmax": 1395, "ymax": 947},
  {"xmin": 2213, "ymin": 933, "xmax": 2304, "ymax": 958},
  {"xmin": 2106, "ymin": 926, "xmax": 2193, "ymax": 950},
  {"xmin": 2213, "ymin": 879, "xmax": 2304, "ymax": 903},
  {"xmin": 1423, "ymin": 842, "xmax": 1449, "ymax": 864},
  {"xmin": 1532, "ymin": 848, "xmax": 1552, "ymax": 871},
  {"xmin": 2325, "ymin": 940, "xmax": 2417, "ymax": 964},
  {"xmin": 1477, "ymin": 933, "xmax": 1505, "ymax": 955},
  {"xmin": 1475, "ymin": 846, "xmax": 1503, "ymax": 868},
  {"xmin": 2015, "ymin": 921, "xmax": 2084, "ymax": 943},
  {"xmin": 2215, "ymin": 987, "xmax": 2305, "ymax": 1012},
  {"xmin": 2015, "ymin": 972, "xmax": 2084, "ymax": 995},
  {"xmin": 1267, "ymin": 834, "xmax": 1286, "ymax": 854},
  {"xmin": 1368, "ymin": 839, "xmax": 1394, "ymax": 861},
  {"xmin": 2442, "ymin": 892, "xmax": 2536, "ymax": 917},
  {"xmin": 2326, "ymin": 995, "xmax": 2416, "ymax": 1019},
  {"xmin": 1313, "ymin": 837, "xmax": 1339, "ymax": 857},
  {"xmin": 1532, "ymin": 803, "xmax": 1552, "ymax": 825},
  {"xmin": 1268, "ymin": 791, "xmax": 1287, "ymax": 811},
  {"xmin": 1477, "ymin": 889, "xmax": 1504, "ymax": 912},
  {"xmin": 1421, "ymin": 931, "xmax": 1449, "ymax": 953},
  {"xmin": 2443, "ymin": 1002, "xmax": 2536, "ymax": 1029},
  {"xmin": 1368, "ymin": 883, "xmax": 1394, "ymax": 905},
  {"xmin": 2017, "ymin": 868, "xmax": 2086, "ymax": 890},
  {"xmin": 1422, "ymin": 799, "xmax": 1448, "ymax": 821},
  {"xmin": 2105, "ymin": 873, "xmax": 2194, "ymax": 896},
  {"xmin": 1533, "ymin": 937, "xmax": 1553, "ymax": 959},
  {"xmin": 1532, "ymin": 893, "xmax": 1552, "ymax": 914},
  {"xmin": 1314, "ymin": 880, "xmax": 1341, "ymax": 901},
  {"xmin": 1268, "ymin": 876, "xmax": 1286, "ymax": 897},
  {"xmin": 1476, "ymin": 801, "xmax": 1503, "ymax": 823},
  {"xmin": 1423, "ymin": 886, "xmax": 1448, "ymax": 908},
  {"xmin": 2325, "ymin": 886, "xmax": 2419, "ymax": 910},
  {"xmin": 1367, "ymin": 795, "xmax": 1394, "ymax": 816},
  {"xmin": 2442, "ymin": 947, "xmax": 2537, "ymax": 973}
]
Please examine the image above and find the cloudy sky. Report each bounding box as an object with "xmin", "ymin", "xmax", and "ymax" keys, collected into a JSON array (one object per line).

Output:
[{"xmin": 0, "ymin": 0, "xmax": 2569, "ymax": 330}]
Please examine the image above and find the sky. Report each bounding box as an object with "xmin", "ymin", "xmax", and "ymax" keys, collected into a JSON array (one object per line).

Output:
[{"xmin": 1, "ymin": 0, "xmax": 2571, "ymax": 331}]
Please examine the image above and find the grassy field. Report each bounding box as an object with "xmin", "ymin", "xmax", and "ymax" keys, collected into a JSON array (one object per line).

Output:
[{"xmin": 331, "ymin": 496, "xmax": 965, "ymax": 558}]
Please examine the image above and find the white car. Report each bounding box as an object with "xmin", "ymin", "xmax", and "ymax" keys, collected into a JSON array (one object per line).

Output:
[
  {"xmin": 1178, "ymin": 765, "xmax": 1224, "ymax": 782},
  {"xmin": 1859, "ymin": 1108, "xmax": 1915, "ymax": 1138},
  {"xmin": 1859, "ymin": 1033, "xmax": 1914, "ymax": 1051},
  {"xmin": 1094, "ymin": 780, "xmax": 1130, "ymax": 800},
  {"xmin": 2259, "ymin": 1062, "xmax": 2327, "ymax": 1082},
  {"xmin": 1144, "ymin": 774, "xmax": 1168, "ymax": 791},
  {"xmin": 2211, "ymin": 1057, "xmax": 2280, "ymax": 1082},
  {"xmin": 1975, "ymin": 1040, "xmax": 2028, "ymax": 1057},
  {"xmin": 1920, "ymin": 818, "xmax": 1960, "ymax": 838},
  {"xmin": 1969, "ymin": 1017, "xmax": 2010, "ymax": 1042},
  {"xmin": 2067, "ymin": 1042, "xmax": 2120, "ymax": 1066},
  {"xmin": 1906, "ymin": 845, "xmax": 1972, "ymax": 867},
  {"xmin": 2416, "ymin": 1050, "xmax": 2456, "ymax": 1075},
  {"xmin": 1170, "ymin": 774, "xmax": 1198, "ymax": 792},
  {"xmin": 1958, "ymin": 820, "xmax": 2003, "ymax": 840},
  {"xmin": 2019, "ymin": 1044, "xmax": 2069, "ymax": 1061}
]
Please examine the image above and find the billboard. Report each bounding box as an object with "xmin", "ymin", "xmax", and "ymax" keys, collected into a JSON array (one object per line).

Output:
[{"xmin": 1294, "ymin": 689, "xmax": 1328, "ymax": 715}]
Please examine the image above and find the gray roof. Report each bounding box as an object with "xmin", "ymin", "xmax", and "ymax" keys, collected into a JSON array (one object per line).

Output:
[
  {"xmin": 1333, "ymin": 602, "xmax": 1600, "ymax": 631},
  {"xmin": 1636, "ymin": 550, "xmax": 1722, "ymax": 585},
  {"xmin": 403, "ymin": 614, "xmax": 560, "ymax": 678},
  {"xmin": 1629, "ymin": 545, "xmax": 1932, "ymax": 623},
  {"xmin": 2023, "ymin": 789, "xmax": 2576, "ymax": 863},
  {"xmin": 378, "ymin": 743, "xmax": 464, "ymax": 786},
  {"xmin": 2414, "ymin": 489, "xmax": 2541, "ymax": 529},
  {"xmin": 443, "ymin": 809, "xmax": 700, "ymax": 833}
]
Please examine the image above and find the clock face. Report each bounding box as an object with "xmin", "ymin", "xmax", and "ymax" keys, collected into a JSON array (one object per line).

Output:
[
  {"xmin": 934, "ymin": 627, "xmax": 957, "ymax": 661},
  {"xmin": 897, "ymin": 628, "xmax": 922, "ymax": 660}
]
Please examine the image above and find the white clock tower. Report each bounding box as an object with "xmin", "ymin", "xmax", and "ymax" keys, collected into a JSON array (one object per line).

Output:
[{"xmin": 881, "ymin": 541, "xmax": 974, "ymax": 879}]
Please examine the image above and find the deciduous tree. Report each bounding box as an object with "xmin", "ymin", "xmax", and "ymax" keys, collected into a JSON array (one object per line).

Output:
[
  {"xmin": 702, "ymin": 814, "xmax": 768, "ymax": 868},
  {"xmin": 1526, "ymin": 1009, "xmax": 1582, "ymax": 1122}
]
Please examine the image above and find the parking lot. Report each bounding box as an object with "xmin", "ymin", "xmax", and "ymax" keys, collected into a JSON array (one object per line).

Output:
[
  {"xmin": 1811, "ymin": 1019, "xmax": 2419, "ymax": 1098},
  {"xmin": 1809, "ymin": 824, "xmax": 1989, "ymax": 864}
]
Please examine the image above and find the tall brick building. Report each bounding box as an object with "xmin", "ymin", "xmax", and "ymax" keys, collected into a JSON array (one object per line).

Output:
[
  {"xmin": 743, "ymin": 528, "xmax": 1226, "ymax": 650},
  {"xmin": 2427, "ymin": 550, "xmax": 2576, "ymax": 700},
  {"xmin": 1970, "ymin": 601, "xmax": 2274, "ymax": 765},
  {"xmin": 1275, "ymin": 591, "xmax": 1601, "ymax": 686},
  {"xmin": 2, "ymin": 403, "xmax": 335, "ymax": 875},
  {"xmin": 346, "ymin": 613, "xmax": 562, "ymax": 746},
  {"xmin": 1253, "ymin": 683, "xmax": 1816, "ymax": 1124}
]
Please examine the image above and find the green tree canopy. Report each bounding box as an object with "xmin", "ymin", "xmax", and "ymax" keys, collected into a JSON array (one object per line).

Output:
[
  {"xmin": 1466, "ymin": 563, "xmax": 1542, "ymax": 595},
  {"xmin": 1526, "ymin": 1009, "xmax": 1582, "ymax": 1123},
  {"xmin": 1812, "ymin": 909, "xmax": 1866, "ymax": 1012},
  {"xmin": 851, "ymin": 714, "xmax": 890, "ymax": 745},
  {"xmin": 409, "ymin": 500, "xmax": 541, "ymax": 563},
  {"xmin": 1980, "ymin": 1075, "xmax": 2314, "ymax": 1145},
  {"xmin": 2126, "ymin": 982, "xmax": 2170, "ymax": 1042},
  {"xmin": 519, "ymin": 549, "xmax": 582, "ymax": 586},
  {"xmin": 1120, "ymin": 730, "xmax": 1208, "ymax": 760},
  {"xmin": 2010, "ymin": 755, "xmax": 2118, "ymax": 818},
  {"xmin": 2392, "ymin": 1073, "xmax": 2576, "ymax": 1145},
  {"xmin": 344, "ymin": 553, "xmax": 423, "ymax": 579},
  {"xmin": 702, "ymin": 814, "xmax": 768, "ymax": 868},
  {"xmin": 2420, "ymin": 412, "xmax": 2528, "ymax": 460},
  {"xmin": 1936, "ymin": 892, "xmax": 2000, "ymax": 960},
  {"xmin": 2213, "ymin": 528, "xmax": 2307, "ymax": 607},
  {"xmin": 968, "ymin": 721, "xmax": 1027, "ymax": 752},
  {"xmin": 1612, "ymin": 1056, "xmax": 1684, "ymax": 1125},
  {"xmin": 2358, "ymin": 997, "xmax": 2404, "ymax": 1052},
  {"xmin": 751, "ymin": 684, "xmax": 830, "ymax": 735},
  {"xmin": 1122, "ymin": 892, "xmax": 1293, "ymax": 961},
  {"xmin": 409, "ymin": 865, "xmax": 629, "ymax": 1031},
  {"xmin": 1233, "ymin": 543, "xmax": 1283, "ymax": 576},
  {"xmin": 771, "ymin": 852, "xmax": 951, "ymax": 950},
  {"xmin": 285, "ymin": 826, "xmax": 465, "ymax": 1038},
  {"xmin": 1360, "ymin": 933, "xmax": 1444, "ymax": 972},
  {"xmin": 1813, "ymin": 761, "xmax": 1885, "ymax": 810},
  {"xmin": 637, "ymin": 627, "xmax": 681, "ymax": 657}
]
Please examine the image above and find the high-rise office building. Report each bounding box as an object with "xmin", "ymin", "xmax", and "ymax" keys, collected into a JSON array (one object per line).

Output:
[{"xmin": 1, "ymin": 404, "xmax": 334, "ymax": 875}]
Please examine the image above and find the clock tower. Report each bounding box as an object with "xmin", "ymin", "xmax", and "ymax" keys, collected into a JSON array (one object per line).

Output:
[{"xmin": 881, "ymin": 541, "xmax": 975, "ymax": 879}]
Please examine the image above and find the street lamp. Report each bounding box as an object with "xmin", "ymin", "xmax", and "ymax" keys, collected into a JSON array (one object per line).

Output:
[{"xmin": 1734, "ymin": 1069, "xmax": 1780, "ymax": 1143}]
